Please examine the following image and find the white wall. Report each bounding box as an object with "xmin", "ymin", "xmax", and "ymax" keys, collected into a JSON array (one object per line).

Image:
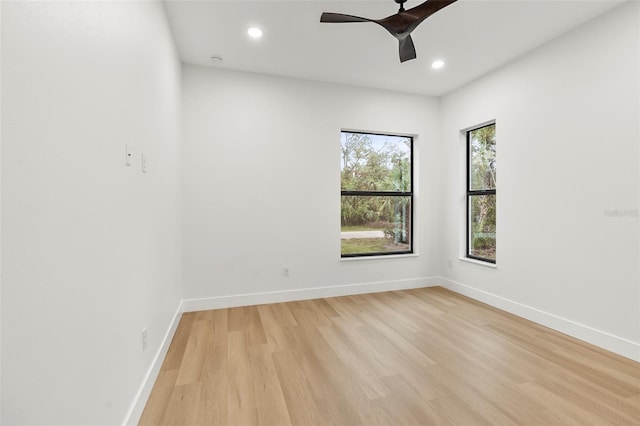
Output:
[
  {"xmin": 440, "ymin": 1, "xmax": 640, "ymax": 359},
  {"xmin": 1, "ymin": 1, "xmax": 182, "ymax": 424},
  {"xmin": 182, "ymin": 66, "xmax": 442, "ymax": 303}
]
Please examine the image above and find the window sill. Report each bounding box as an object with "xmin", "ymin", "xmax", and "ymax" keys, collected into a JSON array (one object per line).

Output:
[
  {"xmin": 341, "ymin": 253, "xmax": 419, "ymax": 262},
  {"xmin": 459, "ymin": 257, "xmax": 497, "ymax": 268}
]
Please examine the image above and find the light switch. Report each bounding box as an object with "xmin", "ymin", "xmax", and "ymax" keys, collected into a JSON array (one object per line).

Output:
[{"xmin": 141, "ymin": 152, "xmax": 147, "ymax": 173}]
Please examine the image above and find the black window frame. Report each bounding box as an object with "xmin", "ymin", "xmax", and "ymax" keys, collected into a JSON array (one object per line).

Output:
[
  {"xmin": 466, "ymin": 123, "xmax": 496, "ymax": 264},
  {"xmin": 341, "ymin": 131, "xmax": 414, "ymax": 258}
]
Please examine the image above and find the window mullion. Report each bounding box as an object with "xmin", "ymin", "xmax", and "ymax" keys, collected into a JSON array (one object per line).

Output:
[
  {"xmin": 468, "ymin": 189, "xmax": 495, "ymax": 196},
  {"xmin": 341, "ymin": 191, "xmax": 412, "ymax": 197}
]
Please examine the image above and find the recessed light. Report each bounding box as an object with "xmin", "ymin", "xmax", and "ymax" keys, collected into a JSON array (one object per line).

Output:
[
  {"xmin": 431, "ymin": 59, "xmax": 445, "ymax": 69},
  {"xmin": 247, "ymin": 27, "xmax": 263, "ymax": 39},
  {"xmin": 210, "ymin": 56, "xmax": 223, "ymax": 64}
]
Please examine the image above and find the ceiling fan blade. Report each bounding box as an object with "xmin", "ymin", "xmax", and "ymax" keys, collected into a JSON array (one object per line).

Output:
[
  {"xmin": 399, "ymin": 36, "xmax": 417, "ymax": 62},
  {"xmin": 405, "ymin": 0, "xmax": 458, "ymax": 33},
  {"xmin": 320, "ymin": 12, "xmax": 372, "ymax": 24},
  {"xmin": 374, "ymin": 0, "xmax": 458, "ymax": 39}
]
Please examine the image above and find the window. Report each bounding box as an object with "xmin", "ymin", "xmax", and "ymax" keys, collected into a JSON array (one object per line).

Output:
[
  {"xmin": 340, "ymin": 131, "xmax": 412, "ymax": 257},
  {"xmin": 467, "ymin": 123, "xmax": 496, "ymax": 263}
]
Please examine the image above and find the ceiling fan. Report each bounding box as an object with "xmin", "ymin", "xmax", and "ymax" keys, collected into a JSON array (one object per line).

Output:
[{"xmin": 320, "ymin": 0, "xmax": 458, "ymax": 63}]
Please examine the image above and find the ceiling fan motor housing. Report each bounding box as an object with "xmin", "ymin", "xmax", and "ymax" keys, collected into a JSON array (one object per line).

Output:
[{"xmin": 394, "ymin": 0, "xmax": 408, "ymax": 12}]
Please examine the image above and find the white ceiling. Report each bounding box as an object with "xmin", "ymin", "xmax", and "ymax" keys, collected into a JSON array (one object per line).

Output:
[{"xmin": 163, "ymin": 0, "xmax": 624, "ymax": 96}]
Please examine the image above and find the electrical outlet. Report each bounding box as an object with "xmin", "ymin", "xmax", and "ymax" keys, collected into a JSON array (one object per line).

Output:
[
  {"xmin": 282, "ymin": 266, "xmax": 290, "ymax": 277},
  {"xmin": 142, "ymin": 328, "xmax": 148, "ymax": 351}
]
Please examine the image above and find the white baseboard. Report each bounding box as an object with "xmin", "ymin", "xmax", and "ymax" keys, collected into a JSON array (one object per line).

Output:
[
  {"xmin": 181, "ymin": 277, "xmax": 439, "ymax": 312},
  {"xmin": 123, "ymin": 302, "xmax": 184, "ymax": 426},
  {"xmin": 439, "ymin": 277, "xmax": 640, "ymax": 362}
]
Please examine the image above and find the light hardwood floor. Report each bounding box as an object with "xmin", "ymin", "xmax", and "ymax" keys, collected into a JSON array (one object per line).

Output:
[{"xmin": 139, "ymin": 287, "xmax": 640, "ymax": 425}]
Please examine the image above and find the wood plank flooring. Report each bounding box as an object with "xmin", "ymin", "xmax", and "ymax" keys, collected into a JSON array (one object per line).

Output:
[{"xmin": 139, "ymin": 287, "xmax": 640, "ymax": 425}]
